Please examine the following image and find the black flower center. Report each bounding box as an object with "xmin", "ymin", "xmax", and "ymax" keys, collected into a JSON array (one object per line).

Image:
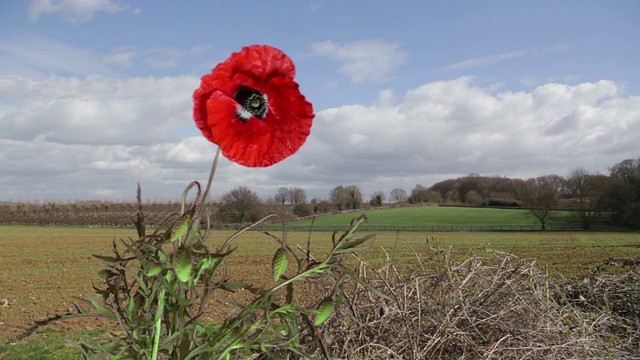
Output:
[{"xmin": 234, "ymin": 86, "xmax": 268, "ymax": 121}]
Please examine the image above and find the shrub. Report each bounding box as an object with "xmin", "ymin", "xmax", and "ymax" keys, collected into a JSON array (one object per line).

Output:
[
  {"xmin": 321, "ymin": 245, "xmax": 640, "ymax": 359},
  {"xmin": 292, "ymin": 203, "xmax": 313, "ymax": 217}
]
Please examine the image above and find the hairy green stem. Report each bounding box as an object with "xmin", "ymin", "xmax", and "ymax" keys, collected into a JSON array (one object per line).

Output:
[
  {"xmin": 201, "ymin": 146, "xmax": 222, "ymax": 216},
  {"xmin": 152, "ymin": 288, "xmax": 166, "ymax": 360}
]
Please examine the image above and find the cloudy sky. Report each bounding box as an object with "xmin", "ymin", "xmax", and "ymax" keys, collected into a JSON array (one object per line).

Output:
[{"xmin": 1, "ymin": 1, "xmax": 639, "ymax": 203}]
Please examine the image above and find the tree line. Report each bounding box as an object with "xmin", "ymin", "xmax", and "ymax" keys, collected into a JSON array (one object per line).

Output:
[
  {"xmin": 2, "ymin": 158, "xmax": 638, "ymax": 230},
  {"xmin": 215, "ymin": 157, "xmax": 640, "ymax": 230}
]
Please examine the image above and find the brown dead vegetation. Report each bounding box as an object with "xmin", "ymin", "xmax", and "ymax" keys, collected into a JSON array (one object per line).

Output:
[{"xmin": 320, "ymin": 247, "xmax": 640, "ymax": 359}]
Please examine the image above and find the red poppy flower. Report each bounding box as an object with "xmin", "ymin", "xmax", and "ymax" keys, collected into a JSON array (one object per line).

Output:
[{"xmin": 193, "ymin": 45, "xmax": 314, "ymax": 167}]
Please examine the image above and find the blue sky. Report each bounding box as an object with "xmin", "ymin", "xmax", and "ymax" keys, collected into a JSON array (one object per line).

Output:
[{"xmin": 1, "ymin": 0, "xmax": 639, "ymax": 202}]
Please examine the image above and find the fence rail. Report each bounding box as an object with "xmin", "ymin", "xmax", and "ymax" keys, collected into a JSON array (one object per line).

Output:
[{"xmin": 244, "ymin": 224, "xmax": 589, "ymax": 232}]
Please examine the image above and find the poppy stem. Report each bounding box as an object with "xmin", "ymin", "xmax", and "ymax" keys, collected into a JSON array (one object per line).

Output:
[{"xmin": 200, "ymin": 146, "xmax": 221, "ymax": 216}]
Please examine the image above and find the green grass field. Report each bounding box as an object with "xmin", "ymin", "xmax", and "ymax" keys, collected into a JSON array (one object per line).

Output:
[
  {"xmin": 1, "ymin": 209, "xmax": 639, "ymax": 358},
  {"xmin": 286, "ymin": 205, "xmax": 582, "ymax": 229}
]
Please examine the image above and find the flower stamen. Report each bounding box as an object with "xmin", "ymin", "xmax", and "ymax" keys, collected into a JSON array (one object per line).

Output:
[{"xmin": 235, "ymin": 86, "xmax": 268, "ymax": 121}]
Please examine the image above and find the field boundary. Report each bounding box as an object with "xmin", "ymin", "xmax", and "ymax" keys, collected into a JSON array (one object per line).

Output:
[{"xmin": 240, "ymin": 224, "xmax": 594, "ymax": 232}]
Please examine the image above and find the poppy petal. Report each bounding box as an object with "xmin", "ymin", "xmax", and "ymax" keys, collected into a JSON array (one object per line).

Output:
[{"xmin": 193, "ymin": 45, "xmax": 314, "ymax": 167}]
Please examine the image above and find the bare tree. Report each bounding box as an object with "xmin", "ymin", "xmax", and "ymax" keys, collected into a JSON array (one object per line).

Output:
[
  {"xmin": 289, "ymin": 187, "xmax": 307, "ymax": 204},
  {"xmin": 330, "ymin": 185, "xmax": 362, "ymax": 210},
  {"xmin": 607, "ymin": 158, "xmax": 640, "ymax": 227},
  {"xmin": 219, "ymin": 186, "xmax": 263, "ymax": 223},
  {"xmin": 409, "ymin": 184, "xmax": 429, "ymax": 204},
  {"xmin": 389, "ymin": 188, "xmax": 408, "ymax": 203},
  {"xmin": 518, "ymin": 175, "xmax": 564, "ymax": 230},
  {"xmin": 344, "ymin": 185, "xmax": 363, "ymax": 209},
  {"xmin": 369, "ymin": 191, "xmax": 386, "ymax": 206},
  {"xmin": 565, "ymin": 168, "xmax": 608, "ymax": 230},
  {"xmin": 330, "ymin": 185, "xmax": 346, "ymax": 210},
  {"xmin": 274, "ymin": 187, "xmax": 289, "ymax": 205}
]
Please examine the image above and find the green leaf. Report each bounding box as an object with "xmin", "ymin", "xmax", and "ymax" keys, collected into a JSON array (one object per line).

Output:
[
  {"xmin": 340, "ymin": 215, "xmax": 368, "ymax": 241},
  {"xmin": 218, "ymin": 281, "xmax": 245, "ymax": 292},
  {"xmin": 170, "ymin": 210, "xmax": 193, "ymax": 242},
  {"xmin": 173, "ymin": 246, "xmax": 192, "ymax": 282},
  {"xmin": 87, "ymin": 295, "xmax": 117, "ymax": 320},
  {"xmin": 157, "ymin": 250, "xmax": 168, "ymax": 262},
  {"xmin": 146, "ymin": 263, "xmax": 164, "ymax": 276},
  {"xmin": 315, "ymin": 298, "xmax": 334, "ymax": 325},
  {"xmin": 335, "ymin": 234, "xmax": 376, "ymax": 254},
  {"xmin": 92, "ymin": 254, "xmax": 122, "ymax": 263},
  {"xmin": 180, "ymin": 332, "xmax": 192, "ymax": 360},
  {"xmin": 193, "ymin": 253, "xmax": 225, "ymax": 280},
  {"xmin": 96, "ymin": 269, "xmax": 113, "ymax": 279},
  {"xmin": 272, "ymin": 247, "xmax": 288, "ymax": 281}
]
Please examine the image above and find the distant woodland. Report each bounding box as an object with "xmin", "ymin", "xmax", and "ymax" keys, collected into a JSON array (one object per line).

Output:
[{"xmin": 1, "ymin": 157, "xmax": 639, "ymax": 230}]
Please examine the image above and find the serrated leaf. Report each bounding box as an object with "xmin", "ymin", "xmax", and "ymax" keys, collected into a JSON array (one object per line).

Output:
[
  {"xmin": 315, "ymin": 298, "xmax": 334, "ymax": 325},
  {"xmin": 272, "ymin": 248, "xmax": 288, "ymax": 281},
  {"xmin": 170, "ymin": 211, "xmax": 192, "ymax": 242},
  {"xmin": 172, "ymin": 247, "xmax": 192, "ymax": 282}
]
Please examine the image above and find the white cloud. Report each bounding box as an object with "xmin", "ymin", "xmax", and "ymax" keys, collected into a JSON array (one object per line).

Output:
[
  {"xmin": 102, "ymin": 49, "xmax": 139, "ymax": 68},
  {"xmin": 0, "ymin": 36, "xmax": 211, "ymax": 78},
  {"xmin": 1, "ymin": 73, "xmax": 638, "ymax": 202},
  {"xmin": 165, "ymin": 137, "xmax": 215, "ymax": 164},
  {"xmin": 293, "ymin": 77, "xmax": 639, "ymax": 197},
  {"xmin": 311, "ymin": 39, "xmax": 407, "ymax": 83},
  {"xmin": 0, "ymin": 74, "xmax": 199, "ymax": 146},
  {"xmin": 0, "ymin": 73, "xmax": 225, "ymax": 200},
  {"xmin": 103, "ymin": 45, "xmax": 213, "ymax": 70},
  {"xmin": 447, "ymin": 50, "xmax": 527, "ymax": 70},
  {"xmin": 541, "ymin": 43, "xmax": 571, "ymax": 54},
  {"xmin": 521, "ymin": 74, "xmax": 583, "ymax": 88},
  {"xmin": 374, "ymin": 89, "xmax": 396, "ymax": 107},
  {"xmin": 28, "ymin": 0, "xmax": 133, "ymax": 22},
  {"xmin": 0, "ymin": 35, "xmax": 121, "ymax": 77}
]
